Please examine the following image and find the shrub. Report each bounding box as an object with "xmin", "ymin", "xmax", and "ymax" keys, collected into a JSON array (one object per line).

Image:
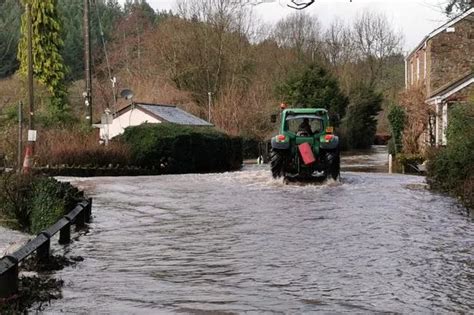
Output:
[
  {"xmin": 396, "ymin": 153, "xmax": 425, "ymax": 174},
  {"xmin": 120, "ymin": 123, "xmax": 242, "ymax": 173},
  {"xmin": 341, "ymin": 84, "xmax": 383, "ymax": 150},
  {"xmin": 36, "ymin": 128, "xmax": 131, "ymax": 167},
  {"xmin": 0, "ymin": 174, "xmax": 83, "ymax": 234},
  {"xmin": 242, "ymin": 137, "xmax": 261, "ymax": 160},
  {"xmin": 427, "ymin": 102, "xmax": 474, "ymax": 209},
  {"xmin": 387, "ymin": 104, "xmax": 406, "ymax": 155},
  {"xmin": 276, "ymin": 63, "xmax": 349, "ymax": 125}
]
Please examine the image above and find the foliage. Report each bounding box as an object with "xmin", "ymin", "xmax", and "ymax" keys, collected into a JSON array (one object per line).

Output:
[
  {"xmin": 17, "ymin": 0, "xmax": 68, "ymax": 110},
  {"xmin": 340, "ymin": 84, "xmax": 383, "ymax": 149},
  {"xmin": 396, "ymin": 153, "xmax": 425, "ymax": 174},
  {"xmin": 387, "ymin": 104, "xmax": 406, "ymax": 155},
  {"xmin": 398, "ymin": 87, "xmax": 431, "ymax": 154},
  {"xmin": 0, "ymin": 174, "xmax": 83, "ymax": 234},
  {"xmin": 120, "ymin": 123, "xmax": 242, "ymax": 173},
  {"xmin": 445, "ymin": 0, "xmax": 472, "ymax": 16},
  {"xmin": 276, "ymin": 63, "xmax": 349, "ymax": 124},
  {"xmin": 0, "ymin": 0, "xmax": 21, "ymax": 78},
  {"xmin": 35, "ymin": 128, "xmax": 131, "ymax": 167},
  {"xmin": 427, "ymin": 102, "xmax": 474, "ymax": 209},
  {"xmin": 0, "ymin": 1, "xmax": 405, "ymax": 141}
]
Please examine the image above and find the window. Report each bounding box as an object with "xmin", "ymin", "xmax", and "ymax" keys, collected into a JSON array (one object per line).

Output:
[
  {"xmin": 416, "ymin": 56, "xmax": 420, "ymax": 81},
  {"xmin": 285, "ymin": 116, "xmax": 323, "ymax": 135},
  {"xmin": 424, "ymin": 50, "xmax": 427, "ymax": 79}
]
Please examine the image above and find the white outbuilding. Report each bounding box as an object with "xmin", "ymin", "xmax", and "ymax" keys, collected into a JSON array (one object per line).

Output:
[{"xmin": 96, "ymin": 103, "xmax": 212, "ymax": 142}]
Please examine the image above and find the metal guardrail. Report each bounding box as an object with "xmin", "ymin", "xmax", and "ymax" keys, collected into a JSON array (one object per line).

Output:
[{"xmin": 0, "ymin": 198, "xmax": 92, "ymax": 299}]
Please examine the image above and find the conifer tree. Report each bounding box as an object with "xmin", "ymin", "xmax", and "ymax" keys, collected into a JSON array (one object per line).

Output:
[
  {"xmin": 17, "ymin": 0, "xmax": 68, "ymax": 110},
  {"xmin": 277, "ymin": 63, "xmax": 349, "ymax": 125},
  {"xmin": 0, "ymin": 0, "xmax": 21, "ymax": 77}
]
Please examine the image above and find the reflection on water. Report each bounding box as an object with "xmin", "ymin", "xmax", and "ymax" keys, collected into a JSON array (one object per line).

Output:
[
  {"xmin": 341, "ymin": 145, "xmax": 389, "ymax": 173},
  {"xmin": 43, "ymin": 162, "xmax": 473, "ymax": 314}
]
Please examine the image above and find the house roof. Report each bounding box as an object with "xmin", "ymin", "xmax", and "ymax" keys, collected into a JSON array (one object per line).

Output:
[
  {"xmin": 427, "ymin": 72, "xmax": 474, "ymax": 103},
  {"xmin": 407, "ymin": 7, "xmax": 474, "ymax": 59},
  {"xmin": 116, "ymin": 102, "xmax": 213, "ymax": 126}
]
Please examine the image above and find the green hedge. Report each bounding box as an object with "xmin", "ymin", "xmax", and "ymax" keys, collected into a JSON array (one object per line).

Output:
[
  {"xmin": 427, "ymin": 102, "xmax": 474, "ymax": 209},
  {"xmin": 0, "ymin": 174, "xmax": 84, "ymax": 234},
  {"xmin": 120, "ymin": 123, "xmax": 242, "ymax": 173}
]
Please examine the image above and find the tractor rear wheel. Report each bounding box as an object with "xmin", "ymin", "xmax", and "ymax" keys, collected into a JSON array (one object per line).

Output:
[
  {"xmin": 270, "ymin": 149, "xmax": 288, "ymax": 178},
  {"xmin": 324, "ymin": 149, "xmax": 340, "ymax": 180}
]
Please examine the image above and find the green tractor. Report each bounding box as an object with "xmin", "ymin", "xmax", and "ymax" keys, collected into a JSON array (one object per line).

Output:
[{"xmin": 270, "ymin": 108, "xmax": 340, "ymax": 181}]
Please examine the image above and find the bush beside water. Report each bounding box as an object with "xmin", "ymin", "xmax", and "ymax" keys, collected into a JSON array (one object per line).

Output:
[
  {"xmin": 427, "ymin": 103, "xmax": 474, "ymax": 209},
  {"xmin": 120, "ymin": 123, "xmax": 243, "ymax": 173},
  {"xmin": 0, "ymin": 174, "xmax": 84, "ymax": 234}
]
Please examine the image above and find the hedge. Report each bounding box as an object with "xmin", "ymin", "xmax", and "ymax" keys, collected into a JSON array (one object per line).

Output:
[
  {"xmin": 427, "ymin": 102, "xmax": 474, "ymax": 209},
  {"xmin": 120, "ymin": 123, "xmax": 242, "ymax": 174},
  {"xmin": 0, "ymin": 174, "xmax": 84, "ymax": 234}
]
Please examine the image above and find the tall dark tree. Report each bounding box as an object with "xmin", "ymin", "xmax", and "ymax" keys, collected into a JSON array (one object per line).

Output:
[
  {"xmin": 342, "ymin": 84, "xmax": 383, "ymax": 149},
  {"xmin": 58, "ymin": 0, "xmax": 123, "ymax": 81},
  {"xmin": 277, "ymin": 63, "xmax": 349, "ymax": 124},
  {"xmin": 0, "ymin": 0, "xmax": 21, "ymax": 77},
  {"xmin": 58, "ymin": 0, "xmax": 83, "ymax": 81}
]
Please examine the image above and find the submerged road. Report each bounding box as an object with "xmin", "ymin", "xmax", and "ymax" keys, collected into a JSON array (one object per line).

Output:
[{"xmin": 39, "ymin": 149, "xmax": 474, "ymax": 314}]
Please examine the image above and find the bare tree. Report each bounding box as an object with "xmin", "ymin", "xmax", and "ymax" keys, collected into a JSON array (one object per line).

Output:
[
  {"xmin": 352, "ymin": 10, "xmax": 403, "ymax": 86},
  {"xmin": 322, "ymin": 18, "xmax": 355, "ymax": 67},
  {"xmin": 445, "ymin": 0, "xmax": 473, "ymax": 16},
  {"xmin": 272, "ymin": 11, "xmax": 322, "ymax": 60}
]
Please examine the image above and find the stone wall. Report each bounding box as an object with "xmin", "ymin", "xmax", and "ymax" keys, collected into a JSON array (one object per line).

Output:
[{"xmin": 429, "ymin": 16, "xmax": 474, "ymax": 96}]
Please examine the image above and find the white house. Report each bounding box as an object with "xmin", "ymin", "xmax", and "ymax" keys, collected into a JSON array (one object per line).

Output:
[{"xmin": 97, "ymin": 103, "xmax": 212, "ymax": 141}]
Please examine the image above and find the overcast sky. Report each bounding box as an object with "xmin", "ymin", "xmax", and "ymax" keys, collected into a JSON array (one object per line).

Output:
[{"xmin": 120, "ymin": 0, "xmax": 450, "ymax": 53}]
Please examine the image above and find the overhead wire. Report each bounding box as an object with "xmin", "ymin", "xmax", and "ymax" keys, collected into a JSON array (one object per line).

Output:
[{"xmin": 92, "ymin": 0, "xmax": 118, "ymax": 115}]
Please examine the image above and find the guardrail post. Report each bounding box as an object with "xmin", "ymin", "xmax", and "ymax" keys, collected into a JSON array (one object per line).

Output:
[
  {"xmin": 36, "ymin": 238, "xmax": 50, "ymax": 263},
  {"xmin": 85, "ymin": 198, "xmax": 92, "ymax": 223},
  {"xmin": 76, "ymin": 209, "xmax": 85, "ymax": 229},
  {"xmin": 59, "ymin": 221, "xmax": 71, "ymax": 244},
  {"xmin": 0, "ymin": 257, "xmax": 19, "ymax": 298}
]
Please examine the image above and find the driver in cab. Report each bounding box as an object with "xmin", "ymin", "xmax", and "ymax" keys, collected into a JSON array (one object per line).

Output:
[{"xmin": 298, "ymin": 118, "xmax": 313, "ymax": 136}]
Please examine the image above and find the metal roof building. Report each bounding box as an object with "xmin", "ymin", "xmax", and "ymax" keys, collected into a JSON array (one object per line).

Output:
[{"xmin": 98, "ymin": 102, "xmax": 212, "ymax": 141}]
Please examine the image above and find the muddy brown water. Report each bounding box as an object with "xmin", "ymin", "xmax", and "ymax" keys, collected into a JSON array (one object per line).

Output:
[{"xmin": 2, "ymin": 147, "xmax": 473, "ymax": 313}]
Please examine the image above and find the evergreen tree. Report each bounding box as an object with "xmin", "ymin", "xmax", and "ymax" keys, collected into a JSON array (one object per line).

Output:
[
  {"xmin": 17, "ymin": 0, "xmax": 68, "ymax": 110},
  {"xmin": 342, "ymin": 84, "xmax": 383, "ymax": 149},
  {"xmin": 58, "ymin": 0, "xmax": 83, "ymax": 81},
  {"xmin": 0, "ymin": 0, "xmax": 21, "ymax": 77},
  {"xmin": 277, "ymin": 63, "xmax": 348, "ymax": 124}
]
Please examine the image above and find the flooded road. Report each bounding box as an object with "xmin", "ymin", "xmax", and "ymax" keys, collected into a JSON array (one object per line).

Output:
[{"xmin": 41, "ymin": 156, "xmax": 474, "ymax": 314}]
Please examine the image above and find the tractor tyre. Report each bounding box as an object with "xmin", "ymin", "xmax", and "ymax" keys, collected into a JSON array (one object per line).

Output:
[
  {"xmin": 324, "ymin": 149, "xmax": 340, "ymax": 180},
  {"xmin": 270, "ymin": 149, "xmax": 287, "ymax": 178}
]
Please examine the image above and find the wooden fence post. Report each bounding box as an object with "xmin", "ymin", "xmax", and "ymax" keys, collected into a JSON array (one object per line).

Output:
[
  {"xmin": 0, "ymin": 257, "xmax": 19, "ymax": 298},
  {"xmin": 36, "ymin": 238, "xmax": 50, "ymax": 263},
  {"xmin": 59, "ymin": 222, "xmax": 71, "ymax": 244},
  {"xmin": 85, "ymin": 198, "xmax": 92, "ymax": 223}
]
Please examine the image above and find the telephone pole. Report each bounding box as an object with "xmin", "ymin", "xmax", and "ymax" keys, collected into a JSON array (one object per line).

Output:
[
  {"xmin": 84, "ymin": 0, "xmax": 92, "ymax": 125},
  {"xmin": 23, "ymin": 3, "xmax": 35, "ymax": 174}
]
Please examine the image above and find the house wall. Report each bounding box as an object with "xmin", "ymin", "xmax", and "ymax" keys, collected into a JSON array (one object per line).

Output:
[
  {"xmin": 100, "ymin": 108, "xmax": 161, "ymax": 140},
  {"xmin": 429, "ymin": 16, "xmax": 474, "ymax": 96},
  {"xmin": 406, "ymin": 48, "xmax": 427, "ymax": 90}
]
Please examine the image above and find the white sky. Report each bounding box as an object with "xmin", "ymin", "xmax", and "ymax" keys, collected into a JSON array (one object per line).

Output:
[{"xmin": 121, "ymin": 0, "xmax": 450, "ymax": 52}]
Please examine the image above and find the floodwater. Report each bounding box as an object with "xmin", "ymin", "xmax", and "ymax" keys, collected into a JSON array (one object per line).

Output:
[{"xmin": 2, "ymin": 146, "xmax": 472, "ymax": 313}]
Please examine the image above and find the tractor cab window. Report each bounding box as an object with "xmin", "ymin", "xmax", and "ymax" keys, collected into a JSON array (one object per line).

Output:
[{"xmin": 286, "ymin": 116, "xmax": 323, "ymax": 136}]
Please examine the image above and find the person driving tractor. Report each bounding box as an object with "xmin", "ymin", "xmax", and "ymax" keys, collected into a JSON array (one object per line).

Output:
[{"xmin": 298, "ymin": 118, "xmax": 313, "ymax": 135}]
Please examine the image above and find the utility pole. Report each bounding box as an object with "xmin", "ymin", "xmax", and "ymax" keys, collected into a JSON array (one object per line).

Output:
[
  {"xmin": 17, "ymin": 102, "xmax": 22, "ymax": 172},
  {"xmin": 208, "ymin": 92, "xmax": 212, "ymax": 123},
  {"xmin": 84, "ymin": 0, "xmax": 92, "ymax": 125},
  {"xmin": 23, "ymin": 3, "xmax": 35, "ymax": 174}
]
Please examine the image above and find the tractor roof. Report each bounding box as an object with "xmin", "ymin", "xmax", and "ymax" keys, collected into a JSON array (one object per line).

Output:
[{"xmin": 283, "ymin": 108, "xmax": 328, "ymax": 116}]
